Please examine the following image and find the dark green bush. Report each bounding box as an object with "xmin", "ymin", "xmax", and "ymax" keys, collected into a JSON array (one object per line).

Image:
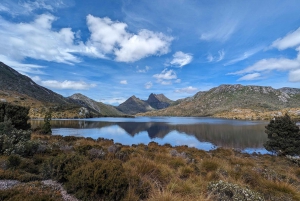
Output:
[
  {"xmin": 264, "ymin": 114, "xmax": 300, "ymax": 156},
  {"xmin": 0, "ymin": 103, "xmax": 30, "ymax": 130},
  {"xmin": 67, "ymin": 159, "xmax": 129, "ymax": 201},
  {"xmin": 7, "ymin": 154, "xmax": 21, "ymax": 169}
]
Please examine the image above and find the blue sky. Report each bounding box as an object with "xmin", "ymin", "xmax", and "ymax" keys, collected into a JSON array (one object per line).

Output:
[{"xmin": 1, "ymin": 0, "xmax": 300, "ymax": 105}]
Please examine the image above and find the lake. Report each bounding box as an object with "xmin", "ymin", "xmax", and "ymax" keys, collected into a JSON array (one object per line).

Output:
[{"xmin": 30, "ymin": 117, "xmax": 269, "ymax": 153}]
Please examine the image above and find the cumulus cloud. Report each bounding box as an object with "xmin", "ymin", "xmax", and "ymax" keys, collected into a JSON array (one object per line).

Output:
[
  {"xmin": 271, "ymin": 27, "xmax": 300, "ymax": 50},
  {"xmin": 153, "ymin": 69, "xmax": 177, "ymax": 85},
  {"xmin": 0, "ymin": 14, "xmax": 172, "ymax": 74},
  {"xmin": 174, "ymin": 86, "xmax": 198, "ymax": 94},
  {"xmin": 32, "ymin": 76, "xmax": 96, "ymax": 90},
  {"xmin": 120, "ymin": 80, "xmax": 128, "ymax": 84},
  {"xmin": 145, "ymin": 81, "xmax": 153, "ymax": 89},
  {"xmin": 170, "ymin": 51, "xmax": 193, "ymax": 67},
  {"xmin": 86, "ymin": 15, "xmax": 173, "ymax": 62},
  {"xmin": 237, "ymin": 73, "xmax": 261, "ymax": 81},
  {"xmin": 0, "ymin": 14, "xmax": 90, "ymax": 68}
]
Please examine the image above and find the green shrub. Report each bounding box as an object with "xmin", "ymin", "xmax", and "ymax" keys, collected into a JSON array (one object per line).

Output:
[
  {"xmin": 0, "ymin": 103, "xmax": 30, "ymax": 130},
  {"xmin": 42, "ymin": 153, "xmax": 87, "ymax": 181},
  {"xmin": 7, "ymin": 154, "xmax": 21, "ymax": 169},
  {"xmin": 264, "ymin": 114, "xmax": 300, "ymax": 156},
  {"xmin": 67, "ymin": 159, "xmax": 129, "ymax": 201}
]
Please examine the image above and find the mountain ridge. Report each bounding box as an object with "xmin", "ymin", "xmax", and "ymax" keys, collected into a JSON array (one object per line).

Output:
[{"xmin": 138, "ymin": 84, "xmax": 300, "ymax": 120}]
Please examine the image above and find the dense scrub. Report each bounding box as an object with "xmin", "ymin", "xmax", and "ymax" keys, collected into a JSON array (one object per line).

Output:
[{"xmin": 0, "ymin": 134, "xmax": 299, "ymax": 201}]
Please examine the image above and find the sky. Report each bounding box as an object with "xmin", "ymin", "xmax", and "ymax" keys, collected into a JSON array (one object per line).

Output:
[{"xmin": 1, "ymin": 0, "xmax": 300, "ymax": 105}]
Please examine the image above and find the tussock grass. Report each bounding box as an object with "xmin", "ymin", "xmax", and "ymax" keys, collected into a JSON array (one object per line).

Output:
[{"xmin": 1, "ymin": 133, "xmax": 300, "ymax": 201}]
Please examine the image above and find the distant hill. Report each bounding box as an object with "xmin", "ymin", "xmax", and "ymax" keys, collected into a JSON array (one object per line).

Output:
[
  {"xmin": 117, "ymin": 93, "xmax": 174, "ymax": 115},
  {"xmin": 69, "ymin": 93, "xmax": 125, "ymax": 116},
  {"xmin": 139, "ymin": 84, "xmax": 300, "ymax": 120}
]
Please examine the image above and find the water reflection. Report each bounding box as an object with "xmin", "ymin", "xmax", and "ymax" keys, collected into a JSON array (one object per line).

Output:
[{"xmin": 31, "ymin": 117, "xmax": 268, "ymax": 152}]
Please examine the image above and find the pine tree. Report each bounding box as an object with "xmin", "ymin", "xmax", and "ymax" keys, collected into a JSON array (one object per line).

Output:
[{"xmin": 264, "ymin": 114, "xmax": 300, "ymax": 156}]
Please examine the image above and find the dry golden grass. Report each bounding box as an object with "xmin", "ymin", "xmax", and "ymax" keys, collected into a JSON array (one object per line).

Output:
[{"xmin": 2, "ymin": 134, "xmax": 300, "ymax": 201}]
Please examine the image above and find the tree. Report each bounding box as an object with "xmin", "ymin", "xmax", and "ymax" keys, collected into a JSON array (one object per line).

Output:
[
  {"xmin": 41, "ymin": 111, "xmax": 52, "ymax": 135},
  {"xmin": 264, "ymin": 114, "xmax": 300, "ymax": 156}
]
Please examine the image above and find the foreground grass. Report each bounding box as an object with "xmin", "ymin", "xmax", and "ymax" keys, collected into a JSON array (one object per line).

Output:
[{"xmin": 0, "ymin": 133, "xmax": 300, "ymax": 201}]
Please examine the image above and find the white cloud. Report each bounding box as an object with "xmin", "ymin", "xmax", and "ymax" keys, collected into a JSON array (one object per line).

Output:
[
  {"xmin": 224, "ymin": 47, "xmax": 262, "ymax": 66},
  {"xmin": 200, "ymin": 21, "xmax": 237, "ymax": 42},
  {"xmin": 0, "ymin": 14, "xmax": 172, "ymax": 72},
  {"xmin": 0, "ymin": 0, "xmax": 65, "ymax": 16},
  {"xmin": 32, "ymin": 76, "xmax": 96, "ymax": 90},
  {"xmin": 86, "ymin": 15, "xmax": 173, "ymax": 62},
  {"xmin": 237, "ymin": 73, "xmax": 261, "ymax": 81},
  {"xmin": 207, "ymin": 54, "xmax": 214, "ymax": 62},
  {"xmin": 137, "ymin": 65, "xmax": 150, "ymax": 73},
  {"xmin": 0, "ymin": 14, "xmax": 90, "ymax": 66},
  {"xmin": 101, "ymin": 98, "xmax": 127, "ymax": 105},
  {"xmin": 216, "ymin": 50, "xmax": 225, "ymax": 62},
  {"xmin": 289, "ymin": 69, "xmax": 300, "ymax": 82},
  {"xmin": 153, "ymin": 69, "xmax": 177, "ymax": 85},
  {"xmin": 153, "ymin": 69, "xmax": 177, "ymax": 80},
  {"xmin": 174, "ymin": 86, "xmax": 198, "ymax": 94},
  {"xmin": 271, "ymin": 27, "xmax": 300, "ymax": 50},
  {"xmin": 231, "ymin": 58, "xmax": 300, "ymax": 75},
  {"xmin": 170, "ymin": 51, "xmax": 193, "ymax": 67},
  {"xmin": 0, "ymin": 55, "xmax": 45, "ymax": 75},
  {"xmin": 145, "ymin": 81, "xmax": 153, "ymax": 89},
  {"xmin": 207, "ymin": 50, "xmax": 225, "ymax": 62},
  {"xmin": 120, "ymin": 80, "xmax": 128, "ymax": 84},
  {"xmin": 175, "ymin": 79, "xmax": 181, "ymax": 83}
]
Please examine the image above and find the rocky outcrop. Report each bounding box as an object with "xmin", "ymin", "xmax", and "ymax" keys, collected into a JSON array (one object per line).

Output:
[
  {"xmin": 146, "ymin": 93, "xmax": 173, "ymax": 109},
  {"xmin": 117, "ymin": 96, "xmax": 154, "ymax": 115}
]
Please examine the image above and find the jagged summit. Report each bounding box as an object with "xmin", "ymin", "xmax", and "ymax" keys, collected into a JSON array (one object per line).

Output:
[{"xmin": 146, "ymin": 93, "xmax": 173, "ymax": 109}]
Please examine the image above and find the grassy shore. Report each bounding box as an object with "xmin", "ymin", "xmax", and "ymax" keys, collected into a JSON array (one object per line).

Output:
[{"xmin": 0, "ymin": 133, "xmax": 300, "ymax": 201}]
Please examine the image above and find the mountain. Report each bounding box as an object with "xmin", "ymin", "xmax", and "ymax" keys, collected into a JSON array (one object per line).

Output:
[
  {"xmin": 146, "ymin": 93, "xmax": 174, "ymax": 109},
  {"xmin": 69, "ymin": 93, "xmax": 125, "ymax": 116},
  {"xmin": 117, "ymin": 93, "xmax": 174, "ymax": 115},
  {"xmin": 117, "ymin": 95, "xmax": 155, "ymax": 115},
  {"xmin": 0, "ymin": 62, "xmax": 71, "ymax": 104},
  {"xmin": 139, "ymin": 84, "xmax": 300, "ymax": 120},
  {"xmin": 0, "ymin": 62, "xmax": 98, "ymax": 118}
]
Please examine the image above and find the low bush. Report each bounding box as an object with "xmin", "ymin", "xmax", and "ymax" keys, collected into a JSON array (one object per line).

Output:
[
  {"xmin": 42, "ymin": 153, "xmax": 87, "ymax": 181},
  {"xmin": 67, "ymin": 159, "xmax": 129, "ymax": 201}
]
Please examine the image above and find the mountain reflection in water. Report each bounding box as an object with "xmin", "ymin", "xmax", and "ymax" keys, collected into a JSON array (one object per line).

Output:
[{"xmin": 31, "ymin": 117, "xmax": 268, "ymax": 152}]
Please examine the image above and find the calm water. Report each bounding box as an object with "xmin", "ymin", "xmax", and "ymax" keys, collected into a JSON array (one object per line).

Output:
[{"xmin": 30, "ymin": 117, "xmax": 269, "ymax": 153}]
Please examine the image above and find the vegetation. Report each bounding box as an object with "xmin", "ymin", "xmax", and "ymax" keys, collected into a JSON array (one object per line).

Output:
[
  {"xmin": 41, "ymin": 111, "xmax": 52, "ymax": 135},
  {"xmin": 0, "ymin": 103, "xmax": 300, "ymax": 200},
  {"xmin": 264, "ymin": 114, "xmax": 300, "ymax": 156}
]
